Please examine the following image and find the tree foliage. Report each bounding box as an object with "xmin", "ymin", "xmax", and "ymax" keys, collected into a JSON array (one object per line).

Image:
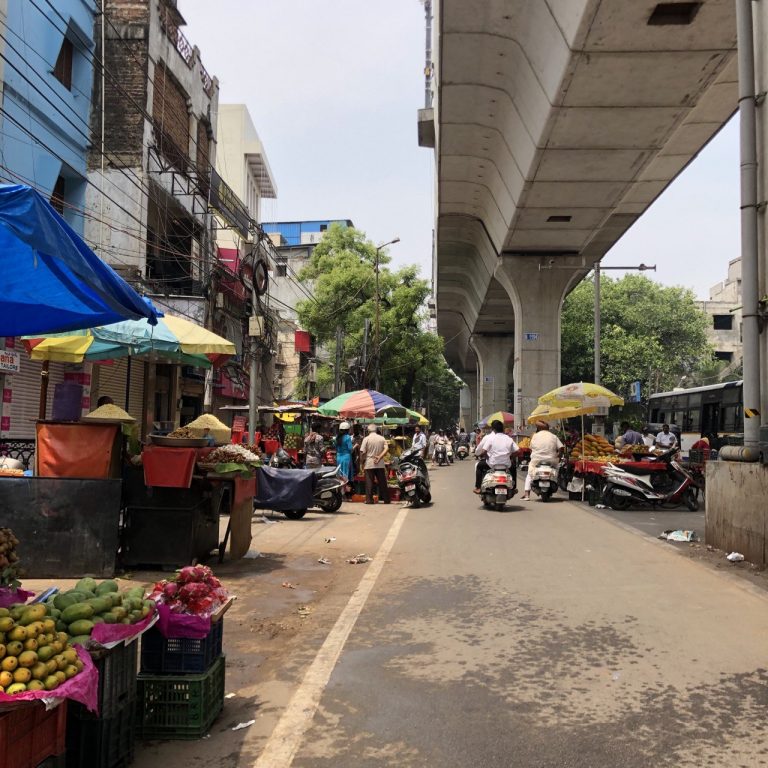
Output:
[
  {"xmin": 296, "ymin": 224, "xmax": 458, "ymax": 417},
  {"xmin": 561, "ymin": 274, "xmax": 712, "ymax": 397}
]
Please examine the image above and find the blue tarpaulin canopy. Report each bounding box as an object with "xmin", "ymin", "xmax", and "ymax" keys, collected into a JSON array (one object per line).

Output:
[{"xmin": 0, "ymin": 184, "xmax": 159, "ymax": 336}]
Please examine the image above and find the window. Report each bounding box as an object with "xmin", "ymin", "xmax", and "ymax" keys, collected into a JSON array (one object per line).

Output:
[
  {"xmin": 715, "ymin": 351, "xmax": 733, "ymax": 363},
  {"xmin": 713, "ymin": 314, "xmax": 733, "ymax": 331},
  {"xmin": 53, "ymin": 37, "xmax": 73, "ymax": 90},
  {"xmin": 50, "ymin": 176, "xmax": 66, "ymax": 214},
  {"xmin": 275, "ymin": 263, "xmax": 287, "ymax": 277},
  {"xmin": 319, "ymin": 224, "xmax": 327, "ymax": 232}
]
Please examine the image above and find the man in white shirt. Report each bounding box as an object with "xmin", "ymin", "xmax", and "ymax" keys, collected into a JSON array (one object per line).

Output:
[
  {"xmin": 473, "ymin": 420, "xmax": 519, "ymax": 493},
  {"xmin": 521, "ymin": 421, "xmax": 564, "ymax": 500},
  {"xmin": 655, "ymin": 423, "xmax": 677, "ymax": 449},
  {"xmin": 411, "ymin": 426, "xmax": 427, "ymax": 457},
  {"xmin": 641, "ymin": 426, "xmax": 656, "ymax": 448}
]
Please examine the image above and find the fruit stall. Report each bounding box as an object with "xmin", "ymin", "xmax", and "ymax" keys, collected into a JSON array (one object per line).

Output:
[{"xmin": 0, "ymin": 533, "xmax": 232, "ymax": 768}]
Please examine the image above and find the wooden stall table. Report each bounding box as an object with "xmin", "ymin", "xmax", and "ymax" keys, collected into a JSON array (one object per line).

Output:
[{"xmin": 206, "ymin": 472, "xmax": 257, "ymax": 561}]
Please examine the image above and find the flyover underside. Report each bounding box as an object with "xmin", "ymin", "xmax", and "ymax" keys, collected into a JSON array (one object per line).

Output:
[{"xmin": 435, "ymin": 0, "xmax": 738, "ymax": 421}]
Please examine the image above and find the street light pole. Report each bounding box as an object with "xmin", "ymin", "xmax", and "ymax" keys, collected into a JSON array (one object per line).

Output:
[
  {"xmin": 373, "ymin": 237, "xmax": 400, "ymax": 390},
  {"xmin": 593, "ymin": 262, "xmax": 656, "ymax": 386}
]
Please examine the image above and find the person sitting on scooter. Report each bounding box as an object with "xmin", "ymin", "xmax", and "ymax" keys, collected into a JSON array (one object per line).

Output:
[
  {"xmin": 434, "ymin": 430, "xmax": 448, "ymax": 464},
  {"xmin": 473, "ymin": 420, "xmax": 519, "ymax": 494},
  {"xmin": 457, "ymin": 428, "xmax": 469, "ymax": 446},
  {"xmin": 521, "ymin": 420, "xmax": 564, "ymax": 500}
]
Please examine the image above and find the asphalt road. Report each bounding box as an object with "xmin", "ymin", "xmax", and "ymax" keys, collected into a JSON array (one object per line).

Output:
[{"xmin": 131, "ymin": 460, "xmax": 768, "ymax": 768}]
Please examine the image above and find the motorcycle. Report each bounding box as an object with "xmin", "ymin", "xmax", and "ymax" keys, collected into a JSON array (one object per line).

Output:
[
  {"xmin": 446, "ymin": 444, "xmax": 455, "ymax": 464},
  {"xmin": 529, "ymin": 460, "xmax": 559, "ymax": 501},
  {"xmin": 601, "ymin": 447, "xmax": 699, "ymax": 511},
  {"xmin": 396, "ymin": 447, "xmax": 432, "ymax": 507},
  {"xmin": 456, "ymin": 444, "xmax": 469, "ymax": 461},
  {"xmin": 480, "ymin": 463, "xmax": 517, "ymax": 510},
  {"xmin": 269, "ymin": 448, "xmax": 347, "ymax": 515},
  {"xmin": 434, "ymin": 443, "xmax": 448, "ymax": 466}
]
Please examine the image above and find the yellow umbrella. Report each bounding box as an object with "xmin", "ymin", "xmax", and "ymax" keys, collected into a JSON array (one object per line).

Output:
[
  {"xmin": 526, "ymin": 403, "xmax": 597, "ymax": 425},
  {"xmin": 538, "ymin": 382, "xmax": 624, "ymax": 408}
]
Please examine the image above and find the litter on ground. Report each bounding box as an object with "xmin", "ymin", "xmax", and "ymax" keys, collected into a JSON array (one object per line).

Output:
[
  {"xmin": 726, "ymin": 552, "xmax": 745, "ymax": 562},
  {"xmin": 232, "ymin": 720, "xmax": 256, "ymax": 731},
  {"xmin": 659, "ymin": 530, "xmax": 697, "ymax": 542},
  {"xmin": 347, "ymin": 553, "xmax": 371, "ymax": 564}
]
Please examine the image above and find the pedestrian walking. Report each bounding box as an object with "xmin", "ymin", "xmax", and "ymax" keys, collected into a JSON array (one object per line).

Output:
[{"xmin": 360, "ymin": 424, "xmax": 390, "ymax": 504}]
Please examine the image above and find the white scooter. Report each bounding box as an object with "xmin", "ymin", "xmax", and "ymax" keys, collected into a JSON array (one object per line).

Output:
[
  {"xmin": 530, "ymin": 461, "xmax": 559, "ymax": 501},
  {"xmin": 480, "ymin": 465, "xmax": 517, "ymax": 510},
  {"xmin": 456, "ymin": 444, "xmax": 469, "ymax": 461},
  {"xmin": 446, "ymin": 444, "xmax": 454, "ymax": 464}
]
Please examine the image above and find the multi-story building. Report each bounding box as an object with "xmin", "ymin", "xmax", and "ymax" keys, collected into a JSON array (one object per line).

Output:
[
  {"xmin": 698, "ymin": 258, "xmax": 742, "ymax": 374},
  {"xmin": 212, "ymin": 104, "xmax": 277, "ymax": 413},
  {"xmin": 263, "ymin": 220, "xmax": 353, "ymax": 399},
  {"xmin": 0, "ymin": 0, "xmax": 98, "ymax": 441},
  {"xmin": 85, "ymin": 0, "xmax": 220, "ymax": 435}
]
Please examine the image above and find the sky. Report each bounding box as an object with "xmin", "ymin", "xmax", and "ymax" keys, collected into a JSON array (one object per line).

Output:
[{"xmin": 180, "ymin": 1, "xmax": 739, "ymax": 301}]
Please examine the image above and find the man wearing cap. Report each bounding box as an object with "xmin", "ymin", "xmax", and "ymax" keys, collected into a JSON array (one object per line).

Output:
[
  {"xmin": 360, "ymin": 424, "xmax": 390, "ymax": 504},
  {"xmin": 521, "ymin": 420, "xmax": 564, "ymax": 500}
]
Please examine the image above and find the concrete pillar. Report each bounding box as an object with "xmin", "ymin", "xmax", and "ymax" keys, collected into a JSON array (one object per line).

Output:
[
  {"xmin": 471, "ymin": 335, "xmax": 513, "ymax": 418},
  {"xmin": 495, "ymin": 257, "xmax": 587, "ymax": 426},
  {"xmin": 458, "ymin": 379, "xmax": 477, "ymax": 429}
]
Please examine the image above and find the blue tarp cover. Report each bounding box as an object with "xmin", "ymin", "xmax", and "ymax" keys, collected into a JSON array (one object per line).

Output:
[
  {"xmin": 254, "ymin": 467, "xmax": 318, "ymax": 511},
  {"xmin": 0, "ymin": 184, "xmax": 159, "ymax": 335}
]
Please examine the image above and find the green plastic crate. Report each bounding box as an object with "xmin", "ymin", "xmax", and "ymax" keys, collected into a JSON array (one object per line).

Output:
[{"xmin": 136, "ymin": 655, "xmax": 225, "ymax": 740}]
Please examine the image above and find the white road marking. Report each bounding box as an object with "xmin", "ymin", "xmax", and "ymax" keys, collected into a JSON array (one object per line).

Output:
[{"xmin": 252, "ymin": 506, "xmax": 410, "ymax": 767}]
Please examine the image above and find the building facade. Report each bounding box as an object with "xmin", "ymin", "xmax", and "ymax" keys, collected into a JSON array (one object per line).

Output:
[
  {"xmin": 84, "ymin": 0, "xmax": 220, "ymax": 436},
  {"xmin": 0, "ymin": 0, "xmax": 98, "ymax": 441},
  {"xmin": 698, "ymin": 257, "xmax": 742, "ymax": 375}
]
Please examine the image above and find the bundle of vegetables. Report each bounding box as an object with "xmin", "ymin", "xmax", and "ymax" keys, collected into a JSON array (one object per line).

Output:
[
  {"xmin": 148, "ymin": 565, "xmax": 228, "ymax": 618},
  {"xmin": 0, "ymin": 528, "xmax": 23, "ymax": 588}
]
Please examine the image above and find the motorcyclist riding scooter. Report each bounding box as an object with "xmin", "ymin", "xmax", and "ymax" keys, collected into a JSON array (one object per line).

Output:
[
  {"xmin": 521, "ymin": 420, "xmax": 564, "ymax": 501},
  {"xmin": 456, "ymin": 428, "xmax": 470, "ymax": 460},
  {"xmin": 434, "ymin": 430, "xmax": 448, "ymax": 466},
  {"xmin": 473, "ymin": 420, "xmax": 519, "ymax": 510}
]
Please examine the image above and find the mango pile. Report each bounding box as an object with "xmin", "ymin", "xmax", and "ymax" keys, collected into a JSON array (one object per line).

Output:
[
  {"xmin": 47, "ymin": 577, "xmax": 153, "ymax": 646},
  {"xmin": 569, "ymin": 434, "xmax": 620, "ymax": 462},
  {"xmin": 0, "ymin": 603, "xmax": 84, "ymax": 694},
  {"xmin": 517, "ymin": 436, "xmax": 531, "ymax": 449}
]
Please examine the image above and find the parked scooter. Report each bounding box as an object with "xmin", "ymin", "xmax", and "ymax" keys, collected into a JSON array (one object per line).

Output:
[
  {"xmin": 269, "ymin": 448, "xmax": 346, "ymax": 514},
  {"xmin": 456, "ymin": 444, "xmax": 469, "ymax": 461},
  {"xmin": 601, "ymin": 447, "xmax": 698, "ymax": 511},
  {"xmin": 396, "ymin": 447, "xmax": 432, "ymax": 507},
  {"xmin": 480, "ymin": 464, "xmax": 517, "ymax": 510},
  {"xmin": 529, "ymin": 460, "xmax": 559, "ymax": 501}
]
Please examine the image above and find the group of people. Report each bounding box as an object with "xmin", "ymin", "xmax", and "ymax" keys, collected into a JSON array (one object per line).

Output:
[
  {"xmin": 618, "ymin": 422, "xmax": 678, "ymax": 450},
  {"xmin": 472, "ymin": 419, "xmax": 564, "ymax": 501}
]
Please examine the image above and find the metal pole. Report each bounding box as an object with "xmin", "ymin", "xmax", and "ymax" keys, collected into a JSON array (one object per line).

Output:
[
  {"xmin": 361, "ymin": 318, "xmax": 370, "ymax": 388},
  {"xmin": 594, "ymin": 263, "xmax": 601, "ymax": 386},
  {"xmin": 334, "ymin": 325, "xmax": 343, "ymax": 397},
  {"xmin": 374, "ymin": 247, "xmax": 381, "ymax": 391},
  {"xmin": 249, "ymin": 285, "xmax": 259, "ymax": 441},
  {"xmin": 38, "ymin": 360, "xmax": 49, "ymax": 420},
  {"xmin": 736, "ymin": 0, "xmax": 761, "ymax": 450}
]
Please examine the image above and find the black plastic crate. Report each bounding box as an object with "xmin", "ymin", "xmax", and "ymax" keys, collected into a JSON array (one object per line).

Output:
[
  {"xmin": 65, "ymin": 696, "xmax": 135, "ymax": 768},
  {"xmin": 80, "ymin": 642, "xmax": 139, "ymax": 720},
  {"xmin": 140, "ymin": 619, "xmax": 223, "ymax": 674},
  {"xmin": 136, "ymin": 654, "xmax": 225, "ymax": 740}
]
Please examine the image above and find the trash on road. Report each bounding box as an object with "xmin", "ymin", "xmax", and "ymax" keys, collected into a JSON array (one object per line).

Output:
[
  {"xmin": 726, "ymin": 552, "xmax": 745, "ymax": 562},
  {"xmin": 225, "ymin": 693, "xmax": 236, "ymax": 699},
  {"xmin": 317, "ymin": 557, "xmax": 331, "ymax": 565},
  {"xmin": 232, "ymin": 720, "xmax": 256, "ymax": 731},
  {"xmin": 297, "ymin": 606, "xmax": 312, "ymax": 617},
  {"xmin": 324, "ymin": 536, "xmax": 337, "ymax": 543},
  {"xmin": 257, "ymin": 516, "xmax": 280, "ymax": 525},
  {"xmin": 243, "ymin": 550, "xmax": 263, "ymax": 559},
  {"xmin": 659, "ymin": 530, "xmax": 697, "ymax": 542},
  {"xmin": 595, "ymin": 504, "xmax": 606, "ymax": 509},
  {"xmin": 281, "ymin": 581, "xmax": 297, "ymax": 589},
  {"xmin": 347, "ymin": 553, "xmax": 371, "ymax": 564}
]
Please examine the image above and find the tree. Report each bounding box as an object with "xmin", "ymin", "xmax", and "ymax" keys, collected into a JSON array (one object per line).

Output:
[
  {"xmin": 296, "ymin": 224, "xmax": 457, "ymax": 413},
  {"xmin": 561, "ymin": 274, "xmax": 712, "ymax": 397}
]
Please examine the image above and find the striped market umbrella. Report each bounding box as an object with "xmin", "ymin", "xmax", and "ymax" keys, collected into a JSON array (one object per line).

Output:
[
  {"xmin": 23, "ymin": 314, "xmax": 235, "ymax": 368},
  {"xmin": 318, "ymin": 389, "xmax": 407, "ymax": 419},
  {"xmin": 479, "ymin": 410, "xmax": 515, "ymax": 428}
]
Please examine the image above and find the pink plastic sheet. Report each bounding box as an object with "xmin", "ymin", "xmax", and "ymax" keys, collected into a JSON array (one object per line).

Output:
[
  {"xmin": 0, "ymin": 587, "xmax": 34, "ymax": 608},
  {"xmin": 0, "ymin": 645, "xmax": 98, "ymax": 714},
  {"xmin": 156, "ymin": 602, "xmax": 211, "ymax": 640},
  {"xmin": 90, "ymin": 609, "xmax": 156, "ymax": 646}
]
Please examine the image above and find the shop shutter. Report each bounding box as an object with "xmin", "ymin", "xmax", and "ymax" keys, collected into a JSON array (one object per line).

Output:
[
  {"xmin": 92, "ymin": 359, "xmax": 145, "ymax": 423},
  {"xmin": 4, "ymin": 359, "xmax": 67, "ymax": 439}
]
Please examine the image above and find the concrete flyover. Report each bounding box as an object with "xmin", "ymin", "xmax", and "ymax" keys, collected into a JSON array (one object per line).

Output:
[{"xmin": 421, "ymin": 0, "xmax": 738, "ymax": 424}]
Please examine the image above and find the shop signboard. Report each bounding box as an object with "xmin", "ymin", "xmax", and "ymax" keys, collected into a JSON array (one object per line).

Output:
[{"xmin": 0, "ymin": 350, "xmax": 20, "ymax": 374}]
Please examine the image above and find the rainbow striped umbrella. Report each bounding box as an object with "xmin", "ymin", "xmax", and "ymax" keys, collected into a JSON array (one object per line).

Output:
[
  {"xmin": 479, "ymin": 410, "xmax": 515, "ymax": 428},
  {"xmin": 318, "ymin": 389, "xmax": 406, "ymax": 419}
]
